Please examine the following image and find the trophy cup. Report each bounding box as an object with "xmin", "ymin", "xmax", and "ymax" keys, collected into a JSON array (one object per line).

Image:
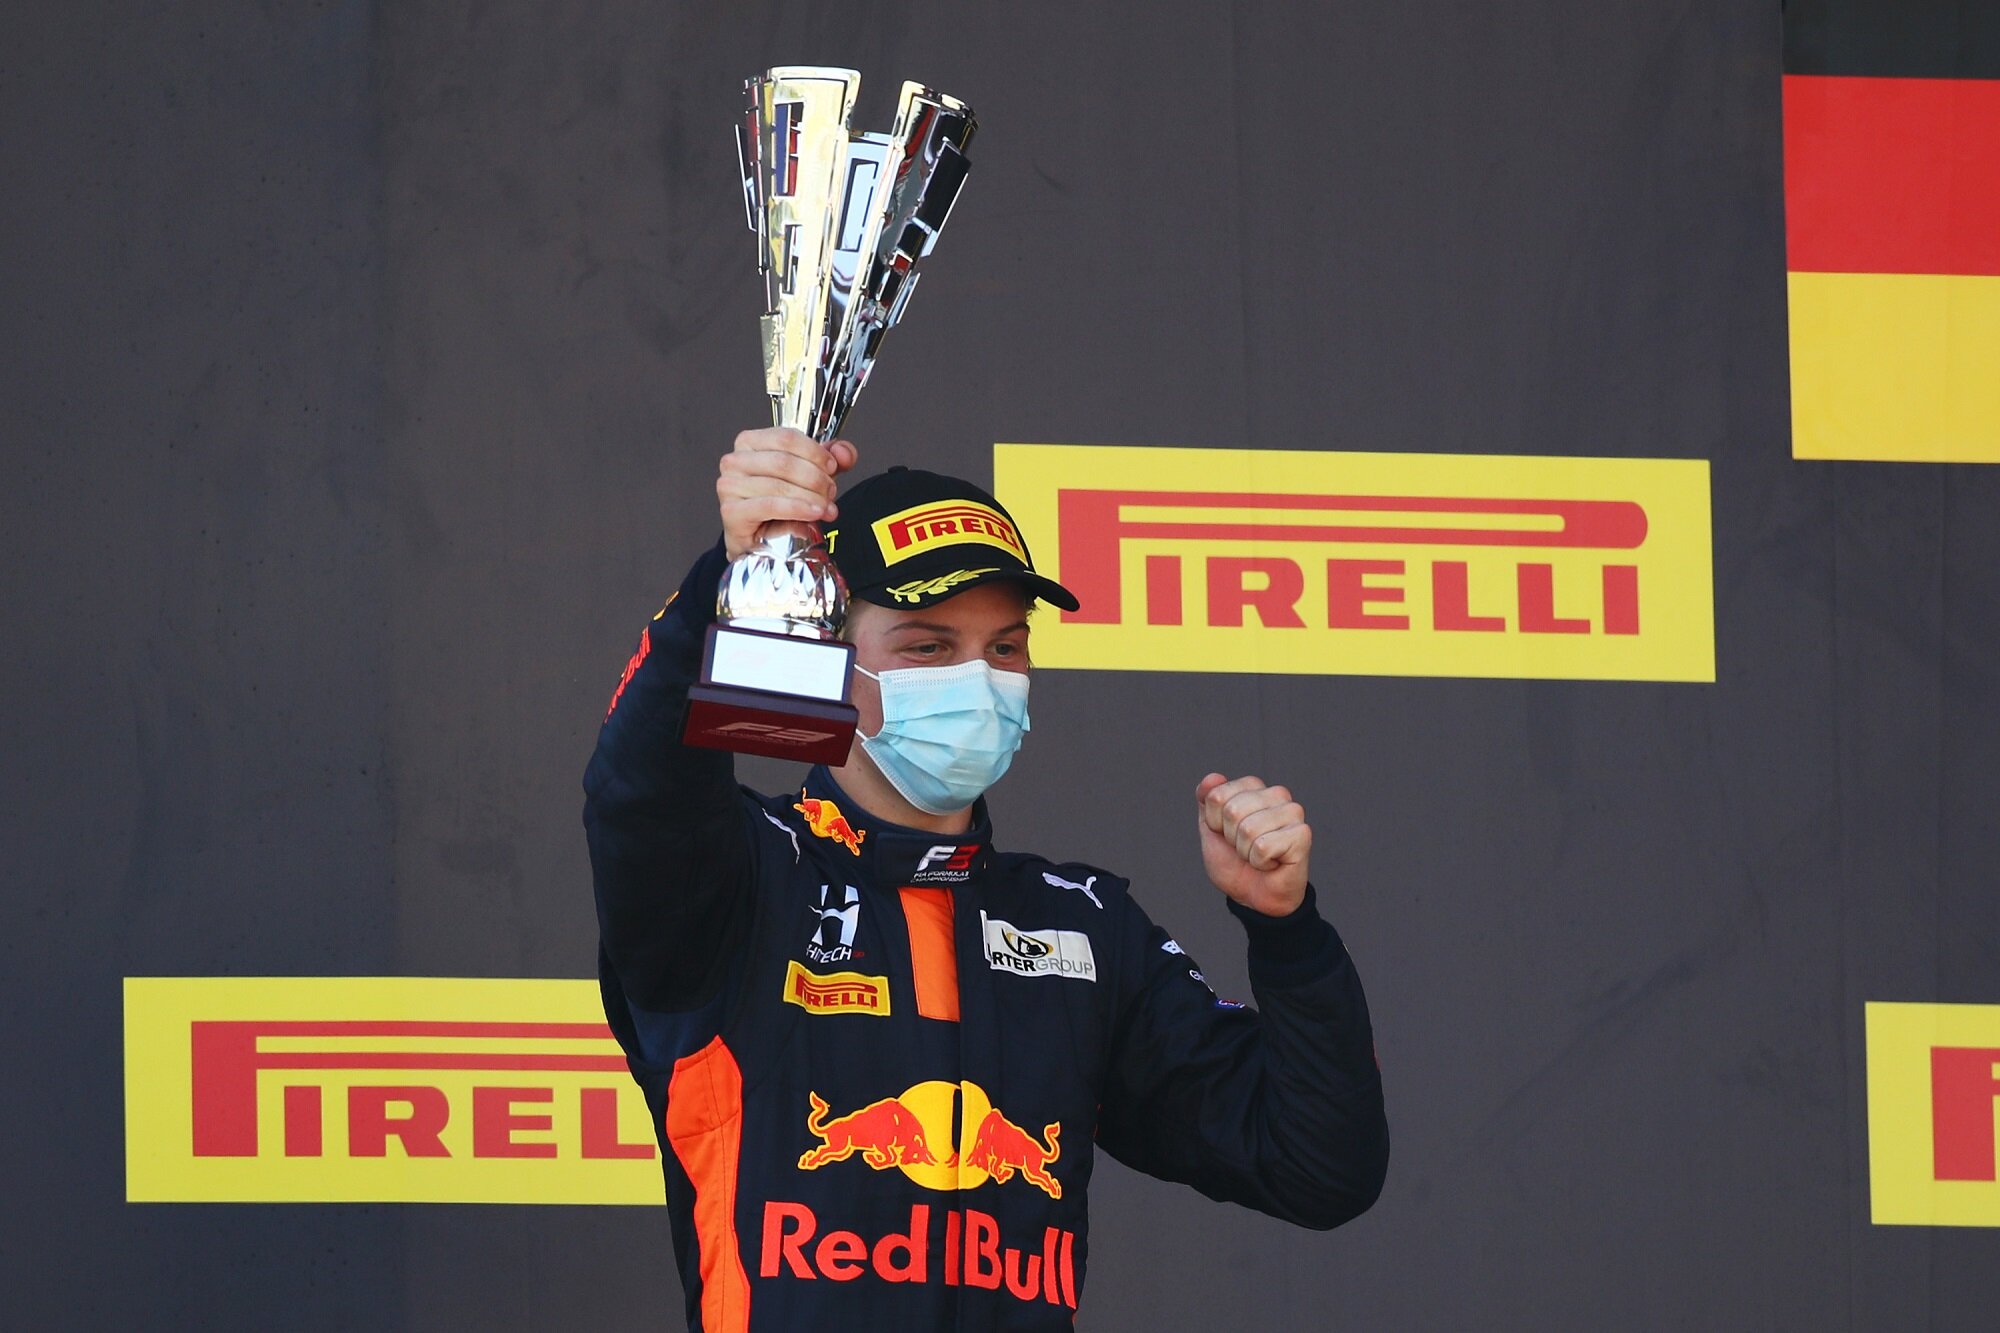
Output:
[{"xmin": 681, "ymin": 67, "xmax": 977, "ymax": 764}]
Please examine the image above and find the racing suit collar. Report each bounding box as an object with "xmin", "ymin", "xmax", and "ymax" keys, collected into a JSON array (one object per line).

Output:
[{"xmin": 800, "ymin": 765, "xmax": 993, "ymax": 887}]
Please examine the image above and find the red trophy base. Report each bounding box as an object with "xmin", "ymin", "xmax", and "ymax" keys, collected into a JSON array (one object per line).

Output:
[{"xmin": 681, "ymin": 624, "xmax": 859, "ymax": 766}]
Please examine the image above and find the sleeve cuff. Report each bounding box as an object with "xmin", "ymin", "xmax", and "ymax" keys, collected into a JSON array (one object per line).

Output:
[
  {"xmin": 1229, "ymin": 884, "xmax": 1344, "ymax": 988},
  {"xmin": 605, "ymin": 539, "xmax": 730, "ymax": 740}
]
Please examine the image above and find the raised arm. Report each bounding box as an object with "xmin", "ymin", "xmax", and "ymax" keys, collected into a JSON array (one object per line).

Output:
[
  {"xmin": 1095, "ymin": 776, "xmax": 1389, "ymax": 1229},
  {"xmin": 582, "ymin": 428, "xmax": 855, "ymax": 1014}
]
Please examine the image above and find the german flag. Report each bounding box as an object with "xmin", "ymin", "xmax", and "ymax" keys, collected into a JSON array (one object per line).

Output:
[{"xmin": 1784, "ymin": 1, "xmax": 2000, "ymax": 462}]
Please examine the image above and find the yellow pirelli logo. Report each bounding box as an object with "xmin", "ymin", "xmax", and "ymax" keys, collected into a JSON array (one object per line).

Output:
[
  {"xmin": 782, "ymin": 961, "xmax": 891, "ymax": 1015},
  {"xmin": 871, "ymin": 500, "xmax": 1025, "ymax": 566},
  {"xmin": 992, "ymin": 444, "xmax": 1714, "ymax": 682},
  {"xmin": 1867, "ymin": 1002, "xmax": 2000, "ymax": 1227},
  {"xmin": 124, "ymin": 978, "xmax": 664, "ymax": 1205}
]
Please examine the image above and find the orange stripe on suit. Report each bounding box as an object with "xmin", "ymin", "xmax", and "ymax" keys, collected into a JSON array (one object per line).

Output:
[
  {"xmin": 900, "ymin": 887, "xmax": 960, "ymax": 1023},
  {"xmin": 666, "ymin": 1037, "xmax": 751, "ymax": 1332}
]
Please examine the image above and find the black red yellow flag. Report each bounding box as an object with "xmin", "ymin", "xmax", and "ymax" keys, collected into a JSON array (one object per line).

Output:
[{"xmin": 1784, "ymin": 0, "xmax": 2000, "ymax": 461}]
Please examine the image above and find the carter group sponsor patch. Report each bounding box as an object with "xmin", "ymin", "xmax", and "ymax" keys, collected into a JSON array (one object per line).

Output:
[{"xmin": 980, "ymin": 913, "xmax": 1097, "ymax": 982}]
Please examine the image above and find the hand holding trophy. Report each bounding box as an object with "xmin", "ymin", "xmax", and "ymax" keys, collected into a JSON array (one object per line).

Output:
[{"xmin": 681, "ymin": 67, "xmax": 978, "ymax": 764}]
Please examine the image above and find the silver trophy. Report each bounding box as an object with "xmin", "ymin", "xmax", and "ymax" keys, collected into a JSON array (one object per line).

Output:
[{"xmin": 683, "ymin": 67, "xmax": 977, "ymax": 764}]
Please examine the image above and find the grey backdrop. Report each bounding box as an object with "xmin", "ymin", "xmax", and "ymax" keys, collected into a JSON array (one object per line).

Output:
[{"xmin": 5, "ymin": 1, "xmax": 1996, "ymax": 1327}]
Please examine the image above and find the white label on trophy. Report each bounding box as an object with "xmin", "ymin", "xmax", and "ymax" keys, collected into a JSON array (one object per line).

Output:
[{"xmin": 709, "ymin": 629, "xmax": 851, "ymax": 702}]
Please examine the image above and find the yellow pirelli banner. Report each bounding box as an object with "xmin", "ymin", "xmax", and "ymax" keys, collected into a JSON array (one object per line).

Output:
[
  {"xmin": 1867, "ymin": 1002, "xmax": 2000, "ymax": 1227},
  {"xmin": 992, "ymin": 444, "xmax": 1714, "ymax": 682},
  {"xmin": 124, "ymin": 977, "xmax": 664, "ymax": 1204}
]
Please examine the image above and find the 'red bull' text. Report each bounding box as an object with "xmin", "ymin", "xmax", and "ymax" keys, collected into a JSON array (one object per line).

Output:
[{"xmin": 760, "ymin": 1201, "xmax": 1079, "ymax": 1307}]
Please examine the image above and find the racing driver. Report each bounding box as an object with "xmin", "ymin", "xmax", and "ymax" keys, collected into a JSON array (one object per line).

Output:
[{"xmin": 585, "ymin": 427, "xmax": 1389, "ymax": 1331}]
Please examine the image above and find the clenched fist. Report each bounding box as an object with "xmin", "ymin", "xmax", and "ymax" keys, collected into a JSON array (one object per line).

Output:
[
  {"xmin": 1196, "ymin": 773, "xmax": 1313, "ymax": 918},
  {"xmin": 717, "ymin": 426, "xmax": 859, "ymax": 560}
]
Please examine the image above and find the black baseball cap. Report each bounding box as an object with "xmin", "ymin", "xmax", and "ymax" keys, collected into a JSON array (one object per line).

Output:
[{"xmin": 823, "ymin": 466, "xmax": 1080, "ymax": 612}]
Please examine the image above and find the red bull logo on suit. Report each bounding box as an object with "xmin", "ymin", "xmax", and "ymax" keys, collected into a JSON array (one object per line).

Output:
[
  {"xmin": 798, "ymin": 1090, "xmax": 952, "ymax": 1170},
  {"xmin": 758, "ymin": 1201, "xmax": 1079, "ymax": 1307},
  {"xmin": 796, "ymin": 1080, "xmax": 1061, "ymax": 1199},
  {"xmin": 795, "ymin": 796, "xmax": 866, "ymax": 855},
  {"xmin": 964, "ymin": 1108, "xmax": 1062, "ymax": 1200},
  {"xmin": 772, "ymin": 1080, "xmax": 1077, "ymax": 1306}
]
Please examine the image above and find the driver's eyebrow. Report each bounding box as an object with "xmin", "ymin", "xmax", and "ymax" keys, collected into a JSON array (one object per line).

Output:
[
  {"xmin": 886, "ymin": 621, "xmax": 962, "ymax": 636},
  {"xmin": 990, "ymin": 621, "xmax": 1030, "ymax": 637}
]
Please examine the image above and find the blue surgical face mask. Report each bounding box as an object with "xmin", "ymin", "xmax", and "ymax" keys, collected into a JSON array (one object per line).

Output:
[{"xmin": 855, "ymin": 660, "xmax": 1031, "ymax": 816}]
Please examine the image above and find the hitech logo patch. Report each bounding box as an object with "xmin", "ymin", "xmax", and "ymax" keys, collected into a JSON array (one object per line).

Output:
[
  {"xmin": 807, "ymin": 882, "xmax": 860, "ymax": 963},
  {"xmin": 992, "ymin": 444, "xmax": 1714, "ymax": 682},
  {"xmin": 124, "ymin": 977, "xmax": 663, "ymax": 1204},
  {"xmin": 1867, "ymin": 1001, "xmax": 2000, "ymax": 1227}
]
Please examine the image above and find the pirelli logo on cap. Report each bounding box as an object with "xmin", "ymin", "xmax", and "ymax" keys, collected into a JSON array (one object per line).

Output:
[
  {"xmin": 992, "ymin": 444, "xmax": 1714, "ymax": 682},
  {"xmin": 873, "ymin": 500, "xmax": 1026, "ymax": 566},
  {"xmin": 1868, "ymin": 1002, "xmax": 2000, "ymax": 1227},
  {"xmin": 783, "ymin": 961, "xmax": 892, "ymax": 1015},
  {"xmin": 124, "ymin": 977, "xmax": 664, "ymax": 1204}
]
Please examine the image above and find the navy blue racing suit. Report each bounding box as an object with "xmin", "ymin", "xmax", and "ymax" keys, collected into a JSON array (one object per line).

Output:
[{"xmin": 584, "ymin": 541, "xmax": 1389, "ymax": 1331}]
